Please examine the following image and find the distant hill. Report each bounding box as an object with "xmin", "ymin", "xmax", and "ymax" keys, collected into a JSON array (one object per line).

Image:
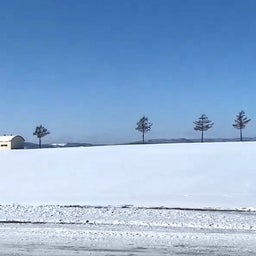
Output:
[
  {"xmin": 148, "ymin": 137, "xmax": 256, "ymax": 144},
  {"xmin": 148, "ymin": 138, "xmax": 193, "ymax": 144},
  {"xmin": 24, "ymin": 137, "xmax": 256, "ymax": 149},
  {"xmin": 24, "ymin": 142, "xmax": 93, "ymax": 149}
]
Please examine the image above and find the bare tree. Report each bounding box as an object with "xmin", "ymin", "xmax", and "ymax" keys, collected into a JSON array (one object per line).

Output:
[
  {"xmin": 136, "ymin": 116, "xmax": 152, "ymax": 144},
  {"xmin": 233, "ymin": 110, "xmax": 251, "ymax": 141},
  {"xmin": 33, "ymin": 125, "xmax": 50, "ymax": 148},
  {"xmin": 194, "ymin": 114, "xmax": 214, "ymax": 143}
]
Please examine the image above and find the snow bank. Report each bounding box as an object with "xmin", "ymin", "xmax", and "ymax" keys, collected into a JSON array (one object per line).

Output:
[
  {"xmin": 1, "ymin": 142, "xmax": 256, "ymax": 208},
  {"xmin": 1, "ymin": 205, "xmax": 256, "ymax": 231}
]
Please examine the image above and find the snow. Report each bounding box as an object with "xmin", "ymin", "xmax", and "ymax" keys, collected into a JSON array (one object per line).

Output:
[
  {"xmin": 1, "ymin": 205, "xmax": 256, "ymax": 231},
  {"xmin": 0, "ymin": 135, "xmax": 21, "ymax": 142},
  {"xmin": 1, "ymin": 221, "xmax": 255, "ymax": 256},
  {"xmin": 1, "ymin": 142, "xmax": 256, "ymax": 208},
  {"xmin": 0, "ymin": 205, "xmax": 256, "ymax": 255}
]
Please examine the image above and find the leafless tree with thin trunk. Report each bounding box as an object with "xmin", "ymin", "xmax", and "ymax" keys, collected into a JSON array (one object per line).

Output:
[
  {"xmin": 233, "ymin": 110, "xmax": 251, "ymax": 141},
  {"xmin": 193, "ymin": 114, "xmax": 214, "ymax": 143},
  {"xmin": 136, "ymin": 116, "xmax": 152, "ymax": 144},
  {"xmin": 33, "ymin": 125, "xmax": 50, "ymax": 148}
]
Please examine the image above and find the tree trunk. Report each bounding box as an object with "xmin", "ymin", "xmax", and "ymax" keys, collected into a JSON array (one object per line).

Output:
[
  {"xmin": 39, "ymin": 138, "xmax": 41, "ymax": 148},
  {"xmin": 142, "ymin": 132, "xmax": 145, "ymax": 144},
  {"xmin": 240, "ymin": 128, "xmax": 243, "ymax": 142},
  {"xmin": 201, "ymin": 130, "xmax": 204, "ymax": 143}
]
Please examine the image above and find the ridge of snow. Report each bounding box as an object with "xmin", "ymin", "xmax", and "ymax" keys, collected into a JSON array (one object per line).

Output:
[{"xmin": 0, "ymin": 205, "xmax": 256, "ymax": 231}]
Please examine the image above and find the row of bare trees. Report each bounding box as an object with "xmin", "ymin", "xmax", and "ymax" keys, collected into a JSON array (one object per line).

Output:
[
  {"xmin": 32, "ymin": 110, "xmax": 251, "ymax": 148},
  {"xmin": 136, "ymin": 110, "xmax": 251, "ymax": 144}
]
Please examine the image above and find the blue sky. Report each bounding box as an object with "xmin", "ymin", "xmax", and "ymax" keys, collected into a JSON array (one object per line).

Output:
[{"xmin": 1, "ymin": 0, "xmax": 256, "ymax": 144}]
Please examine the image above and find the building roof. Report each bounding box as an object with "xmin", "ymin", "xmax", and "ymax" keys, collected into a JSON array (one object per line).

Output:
[{"xmin": 0, "ymin": 135, "xmax": 25, "ymax": 142}]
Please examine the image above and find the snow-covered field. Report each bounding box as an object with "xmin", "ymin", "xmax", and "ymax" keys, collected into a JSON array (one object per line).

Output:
[
  {"xmin": 1, "ymin": 142, "xmax": 256, "ymax": 208},
  {"xmin": 1, "ymin": 142, "xmax": 256, "ymax": 255}
]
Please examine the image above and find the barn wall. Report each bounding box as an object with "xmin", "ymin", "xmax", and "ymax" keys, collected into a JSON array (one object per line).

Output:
[{"xmin": 11, "ymin": 137, "xmax": 25, "ymax": 149}]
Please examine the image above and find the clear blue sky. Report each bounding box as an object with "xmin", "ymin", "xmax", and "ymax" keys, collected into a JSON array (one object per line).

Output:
[{"xmin": 1, "ymin": 0, "xmax": 256, "ymax": 144}]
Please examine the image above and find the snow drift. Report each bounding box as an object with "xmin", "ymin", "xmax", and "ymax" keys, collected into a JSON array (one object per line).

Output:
[{"xmin": 1, "ymin": 142, "xmax": 256, "ymax": 208}]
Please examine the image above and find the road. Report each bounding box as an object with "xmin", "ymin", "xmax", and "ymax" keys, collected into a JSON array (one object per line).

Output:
[{"xmin": 0, "ymin": 223, "xmax": 255, "ymax": 255}]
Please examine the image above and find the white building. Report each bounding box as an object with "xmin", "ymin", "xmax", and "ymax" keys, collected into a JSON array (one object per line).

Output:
[{"xmin": 0, "ymin": 135, "xmax": 25, "ymax": 150}]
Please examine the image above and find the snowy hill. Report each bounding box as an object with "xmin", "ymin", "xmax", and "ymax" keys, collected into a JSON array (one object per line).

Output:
[{"xmin": 1, "ymin": 142, "xmax": 256, "ymax": 209}]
